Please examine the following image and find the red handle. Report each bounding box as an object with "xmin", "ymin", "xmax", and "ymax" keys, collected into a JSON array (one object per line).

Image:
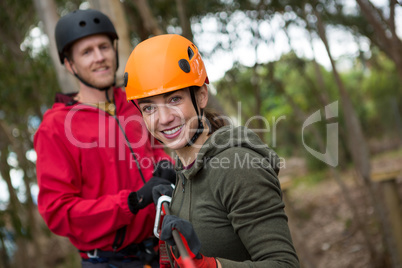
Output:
[{"xmin": 162, "ymin": 202, "xmax": 196, "ymax": 268}]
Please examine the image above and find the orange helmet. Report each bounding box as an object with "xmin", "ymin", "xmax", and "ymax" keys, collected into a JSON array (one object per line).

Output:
[{"xmin": 124, "ymin": 34, "xmax": 209, "ymax": 101}]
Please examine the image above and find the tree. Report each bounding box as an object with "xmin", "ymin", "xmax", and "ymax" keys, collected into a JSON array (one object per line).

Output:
[
  {"xmin": 33, "ymin": 0, "xmax": 77, "ymax": 93},
  {"xmin": 351, "ymin": 0, "xmax": 402, "ymax": 81},
  {"xmin": 88, "ymin": 0, "xmax": 132, "ymax": 86},
  {"xmin": 0, "ymin": 0, "xmax": 62, "ymax": 266}
]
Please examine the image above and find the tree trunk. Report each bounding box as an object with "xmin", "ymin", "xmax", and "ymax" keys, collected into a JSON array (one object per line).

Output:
[
  {"xmin": 313, "ymin": 7, "xmax": 370, "ymax": 181},
  {"xmin": 32, "ymin": 0, "xmax": 78, "ymax": 93},
  {"xmin": 132, "ymin": 0, "xmax": 164, "ymax": 36},
  {"xmin": 88, "ymin": 0, "xmax": 133, "ymax": 86},
  {"xmin": 269, "ymin": 62, "xmax": 379, "ymax": 265},
  {"xmin": 251, "ymin": 64, "xmax": 265, "ymax": 142},
  {"xmin": 355, "ymin": 0, "xmax": 402, "ymax": 81},
  {"xmin": 175, "ymin": 0, "xmax": 193, "ymax": 41},
  {"xmin": 313, "ymin": 6, "xmax": 397, "ymax": 267},
  {"xmin": 0, "ymin": 145, "xmax": 30, "ymax": 267},
  {"xmin": 0, "ymin": 119, "xmax": 48, "ymax": 267},
  {"xmin": 0, "ymin": 230, "xmax": 10, "ymax": 268}
]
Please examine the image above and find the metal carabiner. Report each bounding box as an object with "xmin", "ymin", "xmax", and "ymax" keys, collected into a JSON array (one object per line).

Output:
[{"xmin": 153, "ymin": 195, "xmax": 172, "ymax": 238}]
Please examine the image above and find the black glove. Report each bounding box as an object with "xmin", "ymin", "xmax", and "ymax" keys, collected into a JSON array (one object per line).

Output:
[
  {"xmin": 152, "ymin": 184, "xmax": 174, "ymax": 205},
  {"xmin": 160, "ymin": 215, "xmax": 218, "ymax": 267},
  {"xmin": 128, "ymin": 176, "xmax": 172, "ymax": 214},
  {"xmin": 160, "ymin": 215, "xmax": 201, "ymax": 257},
  {"xmin": 153, "ymin": 160, "xmax": 176, "ymax": 184}
]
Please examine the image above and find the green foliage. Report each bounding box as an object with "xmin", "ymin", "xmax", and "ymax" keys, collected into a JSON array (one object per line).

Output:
[
  {"xmin": 0, "ymin": 0, "xmax": 59, "ymax": 250},
  {"xmin": 361, "ymin": 51, "xmax": 402, "ymax": 138},
  {"xmin": 293, "ymin": 169, "xmax": 329, "ymax": 187},
  {"xmin": 0, "ymin": 0, "xmax": 59, "ymax": 126},
  {"xmin": 215, "ymin": 48, "xmax": 401, "ymax": 171}
]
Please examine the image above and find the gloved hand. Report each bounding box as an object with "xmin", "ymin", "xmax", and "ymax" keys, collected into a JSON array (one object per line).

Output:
[
  {"xmin": 128, "ymin": 160, "xmax": 176, "ymax": 214},
  {"xmin": 160, "ymin": 215, "xmax": 217, "ymax": 268},
  {"xmin": 128, "ymin": 176, "xmax": 172, "ymax": 214},
  {"xmin": 152, "ymin": 184, "xmax": 174, "ymax": 205},
  {"xmin": 153, "ymin": 160, "xmax": 176, "ymax": 184}
]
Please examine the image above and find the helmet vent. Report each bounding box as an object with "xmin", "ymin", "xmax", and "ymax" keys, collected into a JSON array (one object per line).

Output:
[
  {"xmin": 187, "ymin": 47, "xmax": 194, "ymax": 60},
  {"xmin": 94, "ymin": 18, "xmax": 100, "ymax": 24},
  {"xmin": 179, "ymin": 59, "xmax": 191, "ymax": 73},
  {"xmin": 79, "ymin": 21, "xmax": 86, "ymax": 27}
]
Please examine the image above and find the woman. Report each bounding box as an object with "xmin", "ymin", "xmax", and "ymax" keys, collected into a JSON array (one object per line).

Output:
[{"xmin": 124, "ymin": 34, "xmax": 299, "ymax": 268}]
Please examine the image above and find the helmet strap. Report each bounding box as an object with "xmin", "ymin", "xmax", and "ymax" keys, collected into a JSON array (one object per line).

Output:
[
  {"xmin": 72, "ymin": 71, "xmax": 115, "ymax": 91},
  {"xmin": 115, "ymin": 40, "xmax": 119, "ymax": 71},
  {"xmin": 185, "ymin": 87, "xmax": 204, "ymax": 147},
  {"xmin": 130, "ymin": 88, "xmax": 204, "ymax": 147},
  {"xmin": 131, "ymin": 100, "xmax": 140, "ymax": 112}
]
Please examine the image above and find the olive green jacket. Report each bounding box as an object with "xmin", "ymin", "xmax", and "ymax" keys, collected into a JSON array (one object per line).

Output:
[{"xmin": 170, "ymin": 126, "xmax": 299, "ymax": 267}]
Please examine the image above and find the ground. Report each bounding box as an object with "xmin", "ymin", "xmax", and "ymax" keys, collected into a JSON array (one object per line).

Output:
[{"xmin": 279, "ymin": 148, "xmax": 402, "ymax": 268}]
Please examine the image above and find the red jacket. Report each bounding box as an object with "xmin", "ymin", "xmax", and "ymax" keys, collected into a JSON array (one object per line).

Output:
[{"xmin": 34, "ymin": 88, "xmax": 171, "ymax": 253}]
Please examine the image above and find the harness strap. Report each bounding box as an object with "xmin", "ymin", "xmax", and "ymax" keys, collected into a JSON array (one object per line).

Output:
[
  {"xmin": 112, "ymin": 226, "xmax": 127, "ymax": 251},
  {"xmin": 81, "ymin": 243, "xmax": 140, "ymax": 259},
  {"xmin": 80, "ymin": 237, "xmax": 159, "ymax": 261}
]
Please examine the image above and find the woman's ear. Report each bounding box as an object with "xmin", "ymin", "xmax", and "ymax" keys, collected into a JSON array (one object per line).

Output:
[{"xmin": 197, "ymin": 84, "xmax": 209, "ymax": 109}]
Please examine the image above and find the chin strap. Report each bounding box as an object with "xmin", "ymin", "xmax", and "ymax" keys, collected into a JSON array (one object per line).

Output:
[
  {"xmin": 105, "ymin": 89, "xmax": 112, "ymax": 102},
  {"xmin": 185, "ymin": 87, "xmax": 204, "ymax": 147},
  {"xmin": 73, "ymin": 72, "xmax": 115, "ymax": 91},
  {"xmin": 130, "ymin": 87, "xmax": 204, "ymax": 147}
]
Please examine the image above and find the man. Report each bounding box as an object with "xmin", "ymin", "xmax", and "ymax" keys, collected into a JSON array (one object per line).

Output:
[{"xmin": 34, "ymin": 9, "xmax": 174, "ymax": 267}]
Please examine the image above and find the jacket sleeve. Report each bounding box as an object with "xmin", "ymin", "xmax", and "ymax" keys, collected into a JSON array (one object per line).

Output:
[
  {"xmin": 215, "ymin": 150, "xmax": 299, "ymax": 268},
  {"xmin": 34, "ymin": 125, "xmax": 135, "ymax": 248}
]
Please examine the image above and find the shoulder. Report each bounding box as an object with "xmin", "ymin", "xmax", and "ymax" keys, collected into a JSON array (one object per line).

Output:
[
  {"xmin": 35, "ymin": 103, "xmax": 77, "ymax": 141},
  {"xmin": 205, "ymin": 140, "xmax": 279, "ymax": 182},
  {"xmin": 207, "ymin": 147, "xmax": 274, "ymax": 177},
  {"xmin": 203, "ymin": 146, "xmax": 275, "ymax": 178},
  {"xmin": 40, "ymin": 105, "xmax": 68, "ymax": 128},
  {"xmin": 114, "ymin": 87, "xmax": 141, "ymax": 115},
  {"xmin": 206, "ymin": 148, "xmax": 283, "ymax": 206}
]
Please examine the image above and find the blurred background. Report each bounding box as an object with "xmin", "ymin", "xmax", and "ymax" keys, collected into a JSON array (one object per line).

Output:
[{"xmin": 0, "ymin": 0, "xmax": 401, "ymax": 267}]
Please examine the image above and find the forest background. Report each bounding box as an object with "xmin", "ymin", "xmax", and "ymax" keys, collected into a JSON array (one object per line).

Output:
[{"xmin": 0, "ymin": 0, "xmax": 401, "ymax": 267}]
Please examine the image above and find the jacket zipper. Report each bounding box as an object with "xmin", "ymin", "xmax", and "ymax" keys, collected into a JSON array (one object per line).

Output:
[
  {"xmin": 113, "ymin": 226, "xmax": 127, "ymax": 251},
  {"xmin": 176, "ymin": 173, "xmax": 186, "ymax": 217}
]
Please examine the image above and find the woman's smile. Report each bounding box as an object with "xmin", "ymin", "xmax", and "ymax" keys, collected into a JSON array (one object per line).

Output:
[{"xmin": 161, "ymin": 124, "xmax": 184, "ymax": 138}]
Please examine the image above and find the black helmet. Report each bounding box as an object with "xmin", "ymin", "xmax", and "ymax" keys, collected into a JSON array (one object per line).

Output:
[{"xmin": 55, "ymin": 9, "xmax": 119, "ymax": 64}]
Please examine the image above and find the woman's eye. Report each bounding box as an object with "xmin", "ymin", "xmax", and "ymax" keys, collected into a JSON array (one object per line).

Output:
[
  {"xmin": 142, "ymin": 105, "xmax": 155, "ymax": 113},
  {"xmin": 170, "ymin": 96, "xmax": 181, "ymax": 103}
]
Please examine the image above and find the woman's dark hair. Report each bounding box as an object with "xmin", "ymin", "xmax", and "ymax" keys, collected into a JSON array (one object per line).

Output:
[
  {"xmin": 204, "ymin": 108, "xmax": 229, "ymax": 134},
  {"xmin": 191, "ymin": 86, "xmax": 230, "ymax": 134}
]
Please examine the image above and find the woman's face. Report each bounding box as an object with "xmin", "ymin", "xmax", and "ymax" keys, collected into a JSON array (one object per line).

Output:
[{"xmin": 138, "ymin": 86, "xmax": 208, "ymax": 150}]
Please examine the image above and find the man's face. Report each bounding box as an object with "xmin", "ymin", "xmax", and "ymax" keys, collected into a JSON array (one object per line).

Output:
[{"xmin": 68, "ymin": 34, "xmax": 116, "ymax": 89}]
